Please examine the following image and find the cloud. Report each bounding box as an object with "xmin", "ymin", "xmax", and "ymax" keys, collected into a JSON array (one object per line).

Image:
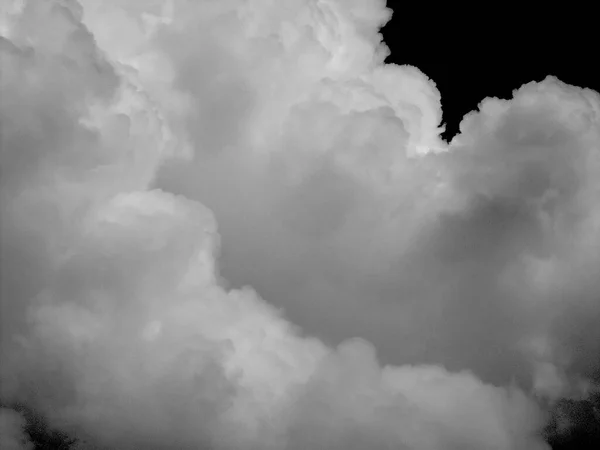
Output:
[
  {"xmin": 0, "ymin": 408, "xmax": 33, "ymax": 450},
  {"xmin": 1, "ymin": 0, "xmax": 599, "ymax": 448}
]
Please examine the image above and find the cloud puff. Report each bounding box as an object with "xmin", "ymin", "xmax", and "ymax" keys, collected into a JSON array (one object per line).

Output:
[
  {"xmin": 2, "ymin": 0, "xmax": 599, "ymax": 449},
  {"xmin": 149, "ymin": 0, "xmax": 600, "ymax": 397}
]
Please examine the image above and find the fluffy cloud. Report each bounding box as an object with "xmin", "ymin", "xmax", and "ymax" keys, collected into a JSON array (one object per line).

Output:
[{"xmin": 1, "ymin": 0, "xmax": 599, "ymax": 449}]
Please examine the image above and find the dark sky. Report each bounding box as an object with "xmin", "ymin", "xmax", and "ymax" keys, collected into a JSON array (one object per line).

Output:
[
  {"xmin": 381, "ymin": 13, "xmax": 599, "ymax": 142},
  {"xmin": 382, "ymin": 10, "xmax": 600, "ymax": 450}
]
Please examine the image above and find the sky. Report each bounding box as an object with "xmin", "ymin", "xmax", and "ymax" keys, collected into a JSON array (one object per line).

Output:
[{"xmin": 0, "ymin": 1, "xmax": 599, "ymax": 449}]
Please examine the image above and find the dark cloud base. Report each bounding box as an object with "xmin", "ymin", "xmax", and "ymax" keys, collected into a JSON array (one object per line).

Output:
[{"xmin": 2, "ymin": 400, "xmax": 600, "ymax": 450}]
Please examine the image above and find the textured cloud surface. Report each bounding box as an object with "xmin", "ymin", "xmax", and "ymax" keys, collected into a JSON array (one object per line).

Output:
[
  {"xmin": 1, "ymin": 0, "xmax": 599, "ymax": 449},
  {"xmin": 0, "ymin": 408, "xmax": 32, "ymax": 450}
]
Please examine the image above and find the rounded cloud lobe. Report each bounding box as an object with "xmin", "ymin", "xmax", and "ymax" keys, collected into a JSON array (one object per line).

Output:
[{"xmin": 1, "ymin": 0, "xmax": 599, "ymax": 449}]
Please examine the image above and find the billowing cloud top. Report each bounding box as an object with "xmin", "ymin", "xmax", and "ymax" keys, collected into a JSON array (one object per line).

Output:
[{"xmin": 1, "ymin": 1, "xmax": 599, "ymax": 449}]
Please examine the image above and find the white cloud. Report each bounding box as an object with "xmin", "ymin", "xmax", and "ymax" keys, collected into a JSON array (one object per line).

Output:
[{"xmin": 2, "ymin": 0, "xmax": 599, "ymax": 448}]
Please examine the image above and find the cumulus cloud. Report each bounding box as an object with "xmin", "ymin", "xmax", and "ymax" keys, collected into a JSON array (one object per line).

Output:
[{"xmin": 1, "ymin": 0, "xmax": 599, "ymax": 449}]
